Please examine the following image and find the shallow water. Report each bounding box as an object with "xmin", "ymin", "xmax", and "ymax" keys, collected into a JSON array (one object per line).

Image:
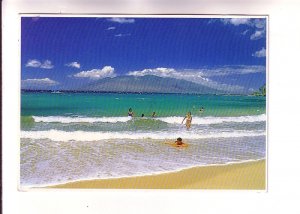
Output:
[
  {"xmin": 20, "ymin": 92, "xmax": 266, "ymax": 187},
  {"xmin": 21, "ymin": 136, "xmax": 266, "ymax": 187}
]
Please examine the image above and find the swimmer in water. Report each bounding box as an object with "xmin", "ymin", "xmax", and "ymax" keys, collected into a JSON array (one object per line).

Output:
[
  {"xmin": 128, "ymin": 108, "xmax": 134, "ymax": 117},
  {"xmin": 199, "ymin": 107, "xmax": 204, "ymax": 113},
  {"xmin": 182, "ymin": 111, "xmax": 192, "ymax": 129},
  {"xmin": 175, "ymin": 137, "xmax": 183, "ymax": 145},
  {"xmin": 165, "ymin": 137, "xmax": 188, "ymax": 148}
]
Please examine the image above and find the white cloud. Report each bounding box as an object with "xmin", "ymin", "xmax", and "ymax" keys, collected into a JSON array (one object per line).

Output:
[
  {"xmin": 128, "ymin": 68, "xmax": 178, "ymax": 77},
  {"xmin": 127, "ymin": 66, "xmax": 266, "ymax": 93},
  {"xmin": 73, "ymin": 66, "xmax": 116, "ymax": 79},
  {"xmin": 128, "ymin": 67, "xmax": 211, "ymax": 88},
  {"xmin": 252, "ymin": 48, "xmax": 266, "ymax": 58},
  {"xmin": 128, "ymin": 66, "xmax": 265, "ymax": 80},
  {"xmin": 218, "ymin": 18, "xmax": 266, "ymax": 40},
  {"xmin": 222, "ymin": 18, "xmax": 251, "ymax": 26},
  {"xmin": 106, "ymin": 27, "xmax": 116, "ymax": 30},
  {"xmin": 199, "ymin": 65, "xmax": 266, "ymax": 76},
  {"xmin": 22, "ymin": 78, "xmax": 59, "ymax": 87},
  {"xmin": 207, "ymin": 19, "xmax": 217, "ymax": 24},
  {"xmin": 40, "ymin": 60, "xmax": 54, "ymax": 69},
  {"xmin": 221, "ymin": 18, "xmax": 265, "ymax": 28},
  {"xmin": 107, "ymin": 18, "xmax": 135, "ymax": 24},
  {"xmin": 241, "ymin": 29, "xmax": 249, "ymax": 35},
  {"xmin": 65, "ymin": 61, "xmax": 81, "ymax": 68},
  {"xmin": 254, "ymin": 19, "xmax": 266, "ymax": 29},
  {"xmin": 26, "ymin": 59, "xmax": 42, "ymax": 68},
  {"xmin": 114, "ymin": 33, "xmax": 131, "ymax": 37},
  {"xmin": 25, "ymin": 59, "xmax": 54, "ymax": 69},
  {"xmin": 250, "ymin": 30, "xmax": 264, "ymax": 40}
]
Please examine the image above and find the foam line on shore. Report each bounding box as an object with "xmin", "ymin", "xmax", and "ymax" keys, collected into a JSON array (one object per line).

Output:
[
  {"xmin": 21, "ymin": 129, "xmax": 265, "ymax": 141},
  {"xmin": 31, "ymin": 114, "xmax": 266, "ymax": 125}
]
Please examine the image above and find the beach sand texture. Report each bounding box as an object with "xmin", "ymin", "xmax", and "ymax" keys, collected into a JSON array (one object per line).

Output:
[{"xmin": 50, "ymin": 160, "xmax": 265, "ymax": 189}]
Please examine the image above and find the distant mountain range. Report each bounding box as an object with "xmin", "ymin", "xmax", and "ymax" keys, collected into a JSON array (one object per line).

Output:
[
  {"xmin": 21, "ymin": 75, "xmax": 242, "ymax": 94},
  {"xmin": 80, "ymin": 75, "xmax": 226, "ymax": 94}
]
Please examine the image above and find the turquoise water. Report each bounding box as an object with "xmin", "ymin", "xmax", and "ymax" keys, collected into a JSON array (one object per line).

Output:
[
  {"xmin": 20, "ymin": 92, "xmax": 266, "ymax": 187},
  {"xmin": 21, "ymin": 92, "xmax": 265, "ymax": 117}
]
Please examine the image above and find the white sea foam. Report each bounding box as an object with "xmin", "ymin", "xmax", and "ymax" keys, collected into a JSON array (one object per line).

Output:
[
  {"xmin": 157, "ymin": 114, "xmax": 266, "ymax": 125},
  {"xmin": 33, "ymin": 116, "xmax": 132, "ymax": 123},
  {"xmin": 32, "ymin": 114, "xmax": 266, "ymax": 125},
  {"xmin": 21, "ymin": 130, "xmax": 265, "ymax": 141}
]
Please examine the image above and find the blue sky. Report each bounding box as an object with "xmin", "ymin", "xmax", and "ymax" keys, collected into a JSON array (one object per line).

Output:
[{"xmin": 21, "ymin": 17, "xmax": 266, "ymax": 93}]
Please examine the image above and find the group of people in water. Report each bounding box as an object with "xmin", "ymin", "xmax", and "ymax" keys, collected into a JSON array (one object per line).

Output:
[
  {"xmin": 128, "ymin": 106, "xmax": 204, "ymax": 130},
  {"xmin": 127, "ymin": 107, "xmax": 204, "ymax": 147},
  {"xmin": 128, "ymin": 108, "xmax": 157, "ymax": 118}
]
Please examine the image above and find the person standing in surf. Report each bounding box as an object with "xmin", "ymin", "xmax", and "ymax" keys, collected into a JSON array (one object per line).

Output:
[
  {"xmin": 182, "ymin": 111, "xmax": 192, "ymax": 129},
  {"xmin": 151, "ymin": 112, "xmax": 156, "ymax": 117},
  {"xmin": 128, "ymin": 108, "xmax": 134, "ymax": 117}
]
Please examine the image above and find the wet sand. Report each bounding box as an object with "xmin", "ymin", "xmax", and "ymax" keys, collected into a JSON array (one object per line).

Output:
[{"xmin": 49, "ymin": 160, "xmax": 266, "ymax": 189}]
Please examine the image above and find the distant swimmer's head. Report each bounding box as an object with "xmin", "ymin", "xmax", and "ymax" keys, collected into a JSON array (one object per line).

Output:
[{"xmin": 141, "ymin": 114, "xmax": 145, "ymax": 117}]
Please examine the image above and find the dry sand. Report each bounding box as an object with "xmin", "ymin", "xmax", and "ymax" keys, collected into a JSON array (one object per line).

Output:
[{"xmin": 50, "ymin": 160, "xmax": 265, "ymax": 189}]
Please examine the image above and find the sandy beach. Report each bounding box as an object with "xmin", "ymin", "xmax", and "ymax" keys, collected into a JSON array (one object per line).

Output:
[{"xmin": 50, "ymin": 160, "xmax": 265, "ymax": 189}]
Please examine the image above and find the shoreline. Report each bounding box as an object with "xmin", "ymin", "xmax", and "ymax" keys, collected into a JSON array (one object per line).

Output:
[{"xmin": 48, "ymin": 159, "xmax": 266, "ymax": 189}]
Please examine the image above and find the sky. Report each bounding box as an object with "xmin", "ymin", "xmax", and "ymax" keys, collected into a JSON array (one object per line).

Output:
[{"xmin": 21, "ymin": 17, "xmax": 266, "ymax": 93}]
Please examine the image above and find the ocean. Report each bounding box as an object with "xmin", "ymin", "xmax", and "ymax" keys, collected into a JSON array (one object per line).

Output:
[{"xmin": 20, "ymin": 91, "xmax": 266, "ymax": 187}]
